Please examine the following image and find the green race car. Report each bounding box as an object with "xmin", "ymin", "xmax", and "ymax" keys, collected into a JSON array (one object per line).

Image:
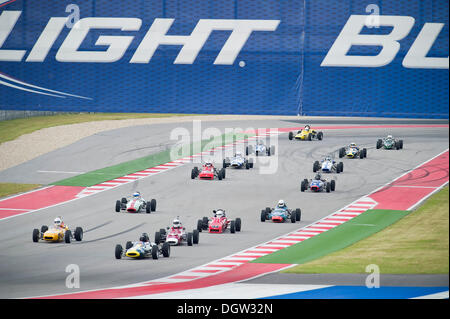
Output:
[{"xmin": 376, "ymin": 135, "xmax": 404, "ymax": 150}]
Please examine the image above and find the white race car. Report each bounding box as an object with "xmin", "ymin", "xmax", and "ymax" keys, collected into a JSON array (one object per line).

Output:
[
  {"xmin": 246, "ymin": 140, "xmax": 275, "ymax": 156},
  {"xmin": 313, "ymin": 157, "xmax": 344, "ymax": 174},
  {"xmin": 115, "ymin": 192, "xmax": 156, "ymax": 214},
  {"xmin": 223, "ymin": 152, "xmax": 254, "ymax": 169}
]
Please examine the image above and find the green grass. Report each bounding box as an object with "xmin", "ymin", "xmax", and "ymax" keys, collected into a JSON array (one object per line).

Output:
[
  {"xmin": 0, "ymin": 112, "xmax": 201, "ymax": 144},
  {"xmin": 0, "ymin": 183, "xmax": 41, "ymax": 199},
  {"xmin": 283, "ymin": 186, "xmax": 449, "ymax": 274},
  {"xmin": 252, "ymin": 209, "xmax": 410, "ymax": 265},
  {"xmin": 52, "ymin": 131, "xmax": 255, "ymax": 187}
]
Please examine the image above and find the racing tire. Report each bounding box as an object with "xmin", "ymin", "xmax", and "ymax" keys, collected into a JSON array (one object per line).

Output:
[
  {"xmin": 317, "ymin": 132, "xmax": 323, "ymax": 140},
  {"xmin": 193, "ymin": 229, "xmax": 199, "ymax": 244},
  {"xmin": 187, "ymin": 232, "xmax": 193, "ymax": 246},
  {"xmin": 339, "ymin": 162, "xmax": 344, "ymax": 173},
  {"xmin": 223, "ymin": 159, "xmax": 228, "ymax": 169},
  {"xmin": 220, "ymin": 168, "xmax": 226, "ymax": 179},
  {"xmin": 191, "ymin": 168, "xmax": 197, "ymax": 180},
  {"xmin": 202, "ymin": 217, "xmax": 209, "ymax": 230},
  {"xmin": 331, "ymin": 180, "xmax": 336, "ymax": 191},
  {"xmin": 41, "ymin": 225, "xmax": 48, "ymax": 233},
  {"xmin": 151, "ymin": 245, "xmax": 159, "ymax": 259},
  {"xmin": 265, "ymin": 207, "xmax": 271, "ymax": 216},
  {"xmin": 376, "ymin": 139, "xmax": 382, "ymax": 149},
  {"xmin": 290, "ymin": 211, "xmax": 296, "ymax": 223},
  {"xmin": 160, "ymin": 228, "xmax": 166, "ymax": 235},
  {"xmin": 162, "ymin": 242, "xmax": 170, "ymax": 257},
  {"xmin": 74, "ymin": 227, "xmax": 83, "ymax": 241},
  {"xmin": 121, "ymin": 197, "xmax": 127, "ymax": 204},
  {"xmin": 218, "ymin": 172, "xmax": 223, "ymax": 180},
  {"xmin": 261, "ymin": 210, "xmax": 266, "ymax": 222},
  {"xmin": 154, "ymin": 232, "xmax": 161, "ymax": 244},
  {"xmin": 399, "ymin": 140, "xmax": 403, "ymax": 149},
  {"xmin": 336, "ymin": 165, "xmax": 341, "ymax": 174},
  {"xmin": 296, "ymin": 208, "xmax": 301, "ymax": 221},
  {"xmin": 301, "ymin": 180, "xmax": 306, "ymax": 192},
  {"xmin": 146, "ymin": 201, "xmax": 151, "ymax": 213},
  {"xmin": 326, "ymin": 183, "xmax": 331, "ymax": 193},
  {"xmin": 359, "ymin": 151, "xmax": 364, "ymax": 159},
  {"xmin": 150, "ymin": 199, "xmax": 156, "ymax": 212},
  {"xmin": 339, "ymin": 148, "xmax": 345, "ymax": 158},
  {"xmin": 64, "ymin": 230, "xmax": 72, "ymax": 243},
  {"xmin": 235, "ymin": 218, "xmax": 241, "ymax": 232},
  {"xmin": 313, "ymin": 161, "xmax": 320, "ymax": 173},
  {"xmin": 115, "ymin": 200, "xmax": 121, "ymax": 212},
  {"xmin": 363, "ymin": 148, "xmax": 367, "ymax": 158},
  {"xmin": 288, "ymin": 132, "xmax": 294, "ymax": 140},
  {"xmin": 126, "ymin": 241, "xmax": 133, "ymax": 249},
  {"xmin": 32, "ymin": 229, "xmax": 39, "ymax": 242},
  {"xmin": 266, "ymin": 148, "xmax": 271, "ymax": 156},
  {"xmin": 115, "ymin": 245, "xmax": 123, "ymax": 259},
  {"xmin": 230, "ymin": 220, "xmax": 236, "ymax": 233},
  {"xmin": 197, "ymin": 219, "xmax": 203, "ymax": 232},
  {"xmin": 395, "ymin": 141, "xmax": 400, "ymax": 150}
]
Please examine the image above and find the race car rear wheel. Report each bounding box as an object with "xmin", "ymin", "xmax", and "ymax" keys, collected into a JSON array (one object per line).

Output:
[
  {"xmin": 339, "ymin": 162, "xmax": 344, "ymax": 172},
  {"xmin": 290, "ymin": 211, "xmax": 296, "ymax": 223},
  {"xmin": 74, "ymin": 227, "xmax": 83, "ymax": 241},
  {"xmin": 331, "ymin": 180, "xmax": 336, "ymax": 191},
  {"xmin": 363, "ymin": 148, "xmax": 367, "ymax": 158},
  {"xmin": 151, "ymin": 245, "xmax": 159, "ymax": 259},
  {"xmin": 126, "ymin": 241, "xmax": 133, "ymax": 249},
  {"xmin": 154, "ymin": 232, "xmax": 161, "ymax": 244},
  {"xmin": 191, "ymin": 168, "xmax": 197, "ymax": 179},
  {"xmin": 150, "ymin": 199, "xmax": 157, "ymax": 212},
  {"xmin": 339, "ymin": 148, "xmax": 345, "ymax": 158},
  {"xmin": 115, "ymin": 244, "xmax": 123, "ymax": 259},
  {"xmin": 235, "ymin": 218, "xmax": 241, "ymax": 232},
  {"xmin": 32, "ymin": 229, "xmax": 39, "ymax": 242},
  {"xmin": 301, "ymin": 180, "xmax": 306, "ymax": 192},
  {"xmin": 260, "ymin": 210, "xmax": 266, "ymax": 222},
  {"xmin": 202, "ymin": 217, "xmax": 209, "ymax": 230},
  {"xmin": 313, "ymin": 161, "xmax": 320, "ymax": 172},
  {"xmin": 326, "ymin": 183, "xmax": 331, "ymax": 193},
  {"xmin": 197, "ymin": 219, "xmax": 203, "ymax": 232},
  {"xmin": 376, "ymin": 139, "xmax": 382, "ymax": 149},
  {"xmin": 399, "ymin": 140, "xmax": 404, "ymax": 149},
  {"xmin": 115, "ymin": 200, "xmax": 121, "ymax": 212},
  {"xmin": 64, "ymin": 230, "xmax": 72, "ymax": 243},
  {"xmin": 162, "ymin": 242, "xmax": 170, "ymax": 257},
  {"xmin": 317, "ymin": 132, "xmax": 323, "ymax": 140},
  {"xmin": 288, "ymin": 132, "xmax": 293, "ymax": 140},
  {"xmin": 187, "ymin": 232, "xmax": 193, "ymax": 246},
  {"xmin": 230, "ymin": 220, "xmax": 236, "ymax": 233},
  {"xmin": 193, "ymin": 229, "xmax": 199, "ymax": 244},
  {"xmin": 296, "ymin": 208, "xmax": 301, "ymax": 221},
  {"xmin": 40, "ymin": 225, "xmax": 48, "ymax": 233}
]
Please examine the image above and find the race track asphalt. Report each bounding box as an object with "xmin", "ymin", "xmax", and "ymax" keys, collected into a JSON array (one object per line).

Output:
[{"xmin": 0, "ymin": 118, "xmax": 447, "ymax": 298}]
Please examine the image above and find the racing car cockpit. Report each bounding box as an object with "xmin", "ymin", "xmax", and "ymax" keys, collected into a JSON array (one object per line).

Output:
[
  {"xmin": 139, "ymin": 233, "xmax": 150, "ymax": 242},
  {"xmin": 213, "ymin": 209, "xmax": 226, "ymax": 218}
]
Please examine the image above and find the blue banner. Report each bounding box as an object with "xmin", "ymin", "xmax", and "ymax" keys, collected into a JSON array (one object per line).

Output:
[{"xmin": 0, "ymin": 0, "xmax": 448, "ymax": 118}]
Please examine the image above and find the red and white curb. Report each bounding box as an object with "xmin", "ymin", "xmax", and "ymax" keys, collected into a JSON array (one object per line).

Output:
[{"xmin": 75, "ymin": 130, "xmax": 282, "ymax": 198}]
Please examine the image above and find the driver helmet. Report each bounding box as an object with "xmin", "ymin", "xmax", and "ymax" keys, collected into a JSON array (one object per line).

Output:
[
  {"xmin": 387, "ymin": 135, "xmax": 393, "ymax": 139},
  {"xmin": 304, "ymin": 125, "xmax": 310, "ymax": 131},
  {"xmin": 215, "ymin": 210, "xmax": 224, "ymax": 218},
  {"xmin": 315, "ymin": 173, "xmax": 322, "ymax": 180},
  {"xmin": 133, "ymin": 192, "xmax": 141, "ymax": 199},
  {"xmin": 139, "ymin": 233, "xmax": 149, "ymax": 242},
  {"xmin": 54, "ymin": 217, "xmax": 63, "ymax": 226},
  {"xmin": 349, "ymin": 142, "xmax": 357, "ymax": 148},
  {"xmin": 325, "ymin": 156, "xmax": 332, "ymax": 161},
  {"xmin": 277, "ymin": 200, "xmax": 286, "ymax": 208},
  {"xmin": 172, "ymin": 218, "xmax": 181, "ymax": 229},
  {"xmin": 235, "ymin": 151, "xmax": 242, "ymax": 157},
  {"xmin": 205, "ymin": 161, "xmax": 212, "ymax": 167}
]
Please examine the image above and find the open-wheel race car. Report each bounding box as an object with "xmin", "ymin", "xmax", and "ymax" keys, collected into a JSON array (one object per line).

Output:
[
  {"xmin": 32, "ymin": 217, "xmax": 83, "ymax": 243},
  {"xmin": 246, "ymin": 140, "xmax": 275, "ymax": 156},
  {"xmin": 339, "ymin": 143, "xmax": 367, "ymax": 159},
  {"xmin": 115, "ymin": 233, "xmax": 170, "ymax": 260},
  {"xmin": 313, "ymin": 156, "xmax": 344, "ymax": 174},
  {"xmin": 197, "ymin": 209, "xmax": 241, "ymax": 234},
  {"xmin": 115, "ymin": 192, "xmax": 156, "ymax": 213},
  {"xmin": 288, "ymin": 125, "xmax": 323, "ymax": 141},
  {"xmin": 223, "ymin": 152, "xmax": 254, "ymax": 169},
  {"xmin": 191, "ymin": 162, "xmax": 226, "ymax": 180},
  {"xmin": 301, "ymin": 173, "xmax": 336, "ymax": 193},
  {"xmin": 261, "ymin": 200, "xmax": 301, "ymax": 223},
  {"xmin": 376, "ymin": 135, "xmax": 404, "ymax": 150},
  {"xmin": 154, "ymin": 217, "xmax": 200, "ymax": 246}
]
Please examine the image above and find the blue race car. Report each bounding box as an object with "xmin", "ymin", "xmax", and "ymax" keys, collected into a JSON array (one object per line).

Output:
[
  {"xmin": 223, "ymin": 152, "xmax": 254, "ymax": 169},
  {"xmin": 261, "ymin": 206, "xmax": 301, "ymax": 223},
  {"xmin": 301, "ymin": 173, "xmax": 336, "ymax": 193}
]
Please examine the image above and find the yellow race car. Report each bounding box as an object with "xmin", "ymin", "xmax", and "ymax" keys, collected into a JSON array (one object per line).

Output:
[
  {"xmin": 288, "ymin": 125, "xmax": 323, "ymax": 141},
  {"xmin": 32, "ymin": 224, "xmax": 83, "ymax": 243}
]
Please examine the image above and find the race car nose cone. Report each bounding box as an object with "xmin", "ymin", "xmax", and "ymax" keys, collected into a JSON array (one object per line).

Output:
[
  {"xmin": 272, "ymin": 216, "xmax": 283, "ymax": 222},
  {"xmin": 126, "ymin": 250, "xmax": 140, "ymax": 258}
]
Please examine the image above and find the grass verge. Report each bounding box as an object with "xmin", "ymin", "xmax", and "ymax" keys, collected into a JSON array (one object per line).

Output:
[
  {"xmin": 0, "ymin": 183, "xmax": 41, "ymax": 199},
  {"xmin": 282, "ymin": 186, "xmax": 449, "ymax": 274},
  {"xmin": 0, "ymin": 112, "xmax": 200, "ymax": 144}
]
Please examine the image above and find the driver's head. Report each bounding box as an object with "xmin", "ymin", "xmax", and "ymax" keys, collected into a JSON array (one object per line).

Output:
[
  {"xmin": 277, "ymin": 200, "xmax": 286, "ymax": 208},
  {"xmin": 349, "ymin": 143, "xmax": 356, "ymax": 148},
  {"xmin": 215, "ymin": 210, "xmax": 224, "ymax": 218},
  {"xmin": 205, "ymin": 162, "xmax": 212, "ymax": 167},
  {"xmin": 54, "ymin": 217, "xmax": 62, "ymax": 226},
  {"xmin": 139, "ymin": 233, "xmax": 149, "ymax": 242},
  {"xmin": 304, "ymin": 125, "xmax": 310, "ymax": 131},
  {"xmin": 133, "ymin": 192, "xmax": 140, "ymax": 198},
  {"xmin": 172, "ymin": 218, "xmax": 181, "ymax": 228},
  {"xmin": 235, "ymin": 151, "xmax": 242, "ymax": 157},
  {"xmin": 315, "ymin": 173, "xmax": 321, "ymax": 180},
  {"xmin": 387, "ymin": 135, "xmax": 393, "ymax": 139}
]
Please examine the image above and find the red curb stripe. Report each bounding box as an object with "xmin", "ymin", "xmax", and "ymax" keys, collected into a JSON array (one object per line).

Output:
[{"xmin": 190, "ymin": 269, "xmax": 223, "ymax": 273}]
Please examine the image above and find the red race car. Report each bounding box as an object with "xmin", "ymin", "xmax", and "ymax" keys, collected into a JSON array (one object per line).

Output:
[
  {"xmin": 197, "ymin": 209, "xmax": 241, "ymax": 234},
  {"xmin": 154, "ymin": 218, "xmax": 199, "ymax": 246},
  {"xmin": 191, "ymin": 162, "xmax": 226, "ymax": 180}
]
